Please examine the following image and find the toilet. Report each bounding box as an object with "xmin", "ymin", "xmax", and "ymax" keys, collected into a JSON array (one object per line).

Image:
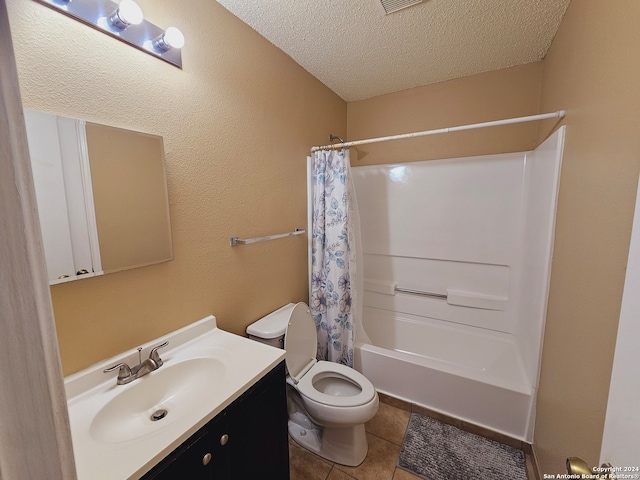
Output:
[{"xmin": 246, "ymin": 302, "xmax": 379, "ymax": 466}]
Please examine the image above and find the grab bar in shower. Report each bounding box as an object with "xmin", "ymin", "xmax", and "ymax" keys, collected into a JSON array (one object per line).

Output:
[
  {"xmin": 394, "ymin": 287, "xmax": 448, "ymax": 300},
  {"xmin": 393, "ymin": 286, "xmax": 507, "ymax": 310},
  {"xmin": 364, "ymin": 280, "xmax": 507, "ymax": 310},
  {"xmin": 230, "ymin": 228, "xmax": 306, "ymax": 247}
]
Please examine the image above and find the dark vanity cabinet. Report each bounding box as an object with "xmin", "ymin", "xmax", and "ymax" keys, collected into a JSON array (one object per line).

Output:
[{"xmin": 142, "ymin": 361, "xmax": 289, "ymax": 480}]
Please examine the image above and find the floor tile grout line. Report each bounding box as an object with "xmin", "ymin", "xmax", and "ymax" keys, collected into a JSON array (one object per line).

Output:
[
  {"xmin": 366, "ymin": 428, "xmax": 408, "ymax": 447},
  {"xmin": 327, "ymin": 465, "xmax": 359, "ymax": 480}
]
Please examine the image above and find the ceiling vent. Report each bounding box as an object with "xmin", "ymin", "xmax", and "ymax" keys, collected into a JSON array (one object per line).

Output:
[{"xmin": 379, "ymin": 0, "xmax": 423, "ymax": 14}]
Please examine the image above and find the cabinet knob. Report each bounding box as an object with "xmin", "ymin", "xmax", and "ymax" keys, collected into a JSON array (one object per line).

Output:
[
  {"xmin": 202, "ymin": 453, "xmax": 211, "ymax": 466},
  {"xmin": 58, "ymin": 274, "xmax": 70, "ymax": 279},
  {"xmin": 76, "ymin": 269, "xmax": 89, "ymax": 275},
  {"xmin": 220, "ymin": 434, "xmax": 229, "ymax": 446}
]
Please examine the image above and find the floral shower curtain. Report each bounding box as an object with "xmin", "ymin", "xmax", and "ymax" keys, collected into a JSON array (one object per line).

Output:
[{"xmin": 310, "ymin": 148, "xmax": 362, "ymax": 367}]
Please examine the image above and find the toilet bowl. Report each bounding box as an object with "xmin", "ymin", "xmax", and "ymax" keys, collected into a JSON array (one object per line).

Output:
[{"xmin": 247, "ymin": 302, "xmax": 379, "ymax": 466}]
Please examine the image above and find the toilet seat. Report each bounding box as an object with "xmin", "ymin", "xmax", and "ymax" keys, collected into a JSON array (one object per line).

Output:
[
  {"xmin": 296, "ymin": 361, "xmax": 377, "ymax": 407},
  {"xmin": 283, "ymin": 302, "xmax": 376, "ymax": 408}
]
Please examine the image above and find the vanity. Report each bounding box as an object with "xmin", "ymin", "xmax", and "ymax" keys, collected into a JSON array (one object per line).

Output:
[
  {"xmin": 65, "ymin": 316, "xmax": 289, "ymax": 479},
  {"xmin": 141, "ymin": 362, "xmax": 287, "ymax": 479}
]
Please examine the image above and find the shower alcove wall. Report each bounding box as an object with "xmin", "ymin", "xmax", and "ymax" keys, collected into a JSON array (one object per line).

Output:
[{"xmin": 352, "ymin": 127, "xmax": 565, "ymax": 442}]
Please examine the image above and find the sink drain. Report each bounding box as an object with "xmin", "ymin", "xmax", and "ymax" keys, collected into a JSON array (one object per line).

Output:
[{"xmin": 150, "ymin": 409, "xmax": 168, "ymax": 421}]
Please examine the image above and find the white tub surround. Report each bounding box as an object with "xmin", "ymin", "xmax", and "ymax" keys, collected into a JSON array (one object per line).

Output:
[
  {"xmin": 352, "ymin": 127, "xmax": 565, "ymax": 442},
  {"xmin": 65, "ymin": 316, "xmax": 285, "ymax": 480}
]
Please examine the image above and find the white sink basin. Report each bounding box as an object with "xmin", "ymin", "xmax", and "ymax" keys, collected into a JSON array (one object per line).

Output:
[
  {"xmin": 65, "ymin": 315, "xmax": 286, "ymax": 480},
  {"xmin": 89, "ymin": 357, "xmax": 225, "ymax": 443}
]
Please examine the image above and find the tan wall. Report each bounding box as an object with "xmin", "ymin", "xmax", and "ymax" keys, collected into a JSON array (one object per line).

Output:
[
  {"xmin": 7, "ymin": 0, "xmax": 346, "ymax": 375},
  {"xmin": 534, "ymin": 0, "xmax": 640, "ymax": 471},
  {"xmin": 347, "ymin": 62, "xmax": 544, "ymax": 165}
]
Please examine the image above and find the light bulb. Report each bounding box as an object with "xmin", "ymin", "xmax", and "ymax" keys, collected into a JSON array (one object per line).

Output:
[
  {"xmin": 153, "ymin": 27, "xmax": 185, "ymax": 51},
  {"xmin": 163, "ymin": 27, "xmax": 185, "ymax": 49},
  {"xmin": 109, "ymin": 0, "xmax": 143, "ymax": 29}
]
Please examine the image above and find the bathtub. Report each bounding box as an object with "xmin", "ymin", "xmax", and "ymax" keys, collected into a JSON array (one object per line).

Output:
[
  {"xmin": 354, "ymin": 306, "xmax": 534, "ymax": 441},
  {"xmin": 347, "ymin": 130, "xmax": 566, "ymax": 443}
]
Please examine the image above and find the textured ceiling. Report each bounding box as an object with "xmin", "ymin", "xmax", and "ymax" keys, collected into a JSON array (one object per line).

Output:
[{"xmin": 216, "ymin": 0, "xmax": 571, "ymax": 102}]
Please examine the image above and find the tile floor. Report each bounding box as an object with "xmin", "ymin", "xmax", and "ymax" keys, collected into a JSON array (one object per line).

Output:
[{"xmin": 288, "ymin": 393, "xmax": 537, "ymax": 480}]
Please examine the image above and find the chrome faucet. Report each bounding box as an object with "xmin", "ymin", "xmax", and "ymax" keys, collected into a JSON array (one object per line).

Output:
[{"xmin": 103, "ymin": 341, "xmax": 169, "ymax": 385}]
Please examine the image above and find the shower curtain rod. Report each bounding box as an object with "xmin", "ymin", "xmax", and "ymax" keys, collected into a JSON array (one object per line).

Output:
[{"xmin": 311, "ymin": 110, "xmax": 565, "ymax": 152}]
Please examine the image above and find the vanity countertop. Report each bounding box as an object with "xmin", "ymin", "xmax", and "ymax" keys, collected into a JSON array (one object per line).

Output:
[{"xmin": 64, "ymin": 315, "xmax": 285, "ymax": 480}]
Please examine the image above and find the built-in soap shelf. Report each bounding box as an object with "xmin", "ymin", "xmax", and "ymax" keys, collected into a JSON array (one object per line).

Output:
[{"xmin": 364, "ymin": 279, "xmax": 508, "ymax": 311}]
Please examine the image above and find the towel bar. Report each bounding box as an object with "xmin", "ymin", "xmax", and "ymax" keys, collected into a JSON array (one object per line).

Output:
[{"xmin": 230, "ymin": 228, "xmax": 306, "ymax": 247}]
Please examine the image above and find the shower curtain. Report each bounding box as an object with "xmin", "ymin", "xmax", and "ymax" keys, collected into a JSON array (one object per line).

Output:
[{"xmin": 310, "ymin": 149, "xmax": 362, "ymax": 367}]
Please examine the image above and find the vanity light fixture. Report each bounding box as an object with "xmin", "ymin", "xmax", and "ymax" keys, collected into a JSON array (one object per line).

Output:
[{"xmin": 32, "ymin": 0, "xmax": 184, "ymax": 68}]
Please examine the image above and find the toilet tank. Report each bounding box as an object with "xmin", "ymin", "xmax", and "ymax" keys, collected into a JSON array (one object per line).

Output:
[{"xmin": 246, "ymin": 303, "xmax": 296, "ymax": 349}]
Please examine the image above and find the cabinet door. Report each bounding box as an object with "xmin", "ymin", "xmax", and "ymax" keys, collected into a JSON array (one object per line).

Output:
[
  {"xmin": 144, "ymin": 430, "xmax": 214, "ymax": 480},
  {"xmin": 223, "ymin": 363, "xmax": 290, "ymax": 479}
]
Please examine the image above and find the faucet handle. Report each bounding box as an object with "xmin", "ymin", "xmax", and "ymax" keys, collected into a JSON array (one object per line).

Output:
[
  {"xmin": 103, "ymin": 362, "xmax": 132, "ymax": 382},
  {"xmin": 149, "ymin": 341, "xmax": 169, "ymax": 367}
]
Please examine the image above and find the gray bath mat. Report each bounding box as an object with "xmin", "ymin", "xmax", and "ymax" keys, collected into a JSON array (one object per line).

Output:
[{"xmin": 397, "ymin": 413, "xmax": 527, "ymax": 480}]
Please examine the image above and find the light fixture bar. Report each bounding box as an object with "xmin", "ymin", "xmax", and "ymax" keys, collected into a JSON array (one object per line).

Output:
[{"xmin": 32, "ymin": 0, "xmax": 183, "ymax": 69}]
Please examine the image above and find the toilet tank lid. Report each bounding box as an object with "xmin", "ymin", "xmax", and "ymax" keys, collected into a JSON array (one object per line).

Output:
[{"xmin": 246, "ymin": 303, "xmax": 296, "ymax": 339}]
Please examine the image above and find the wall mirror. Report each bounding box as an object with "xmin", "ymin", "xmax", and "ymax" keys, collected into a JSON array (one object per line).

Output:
[{"xmin": 24, "ymin": 109, "xmax": 173, "ymax": 284}]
